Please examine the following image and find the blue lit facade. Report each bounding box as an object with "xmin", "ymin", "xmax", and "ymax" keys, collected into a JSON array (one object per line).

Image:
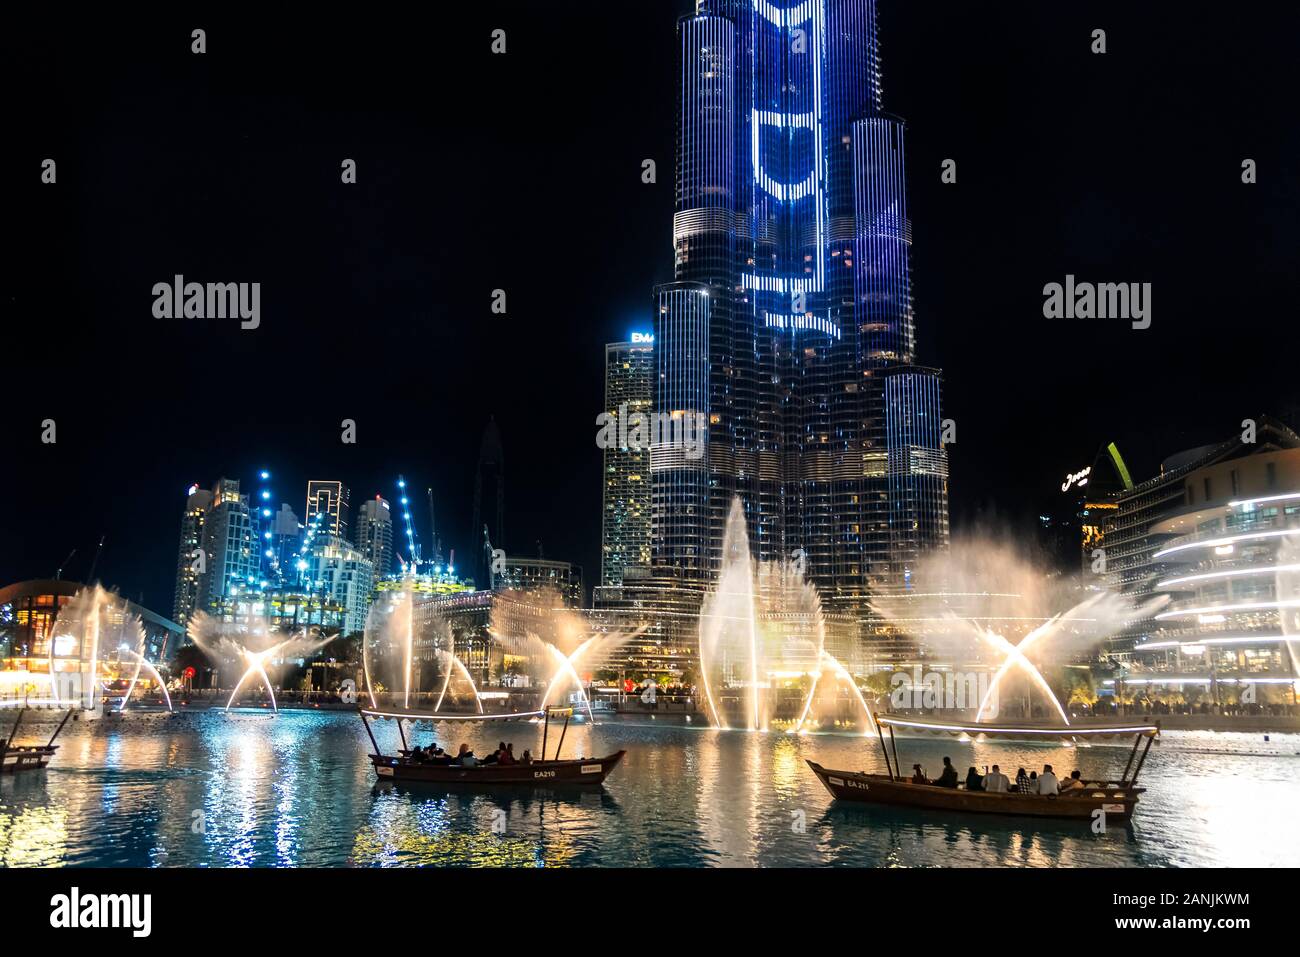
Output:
[{"xmin": 655, "ymin": 0, "xmax": 948, "ymax": 606}]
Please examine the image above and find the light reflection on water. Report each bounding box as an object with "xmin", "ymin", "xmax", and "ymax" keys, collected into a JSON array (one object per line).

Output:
[{"xmin": 0, "ymin": 711, "xmax": 1296, "ymax": 867}]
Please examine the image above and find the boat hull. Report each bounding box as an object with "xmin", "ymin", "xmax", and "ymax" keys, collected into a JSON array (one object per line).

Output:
[
  {"xmin": 807, "ymin": 761, "xmax": 1141, "ymax": 821},
  {"xmin": 0, "ymin": 746, "xmax": 57, "ymax": 774},
  {"xmin": 370, "ymin": 750, "xmax": 626, "ymax": 786}
]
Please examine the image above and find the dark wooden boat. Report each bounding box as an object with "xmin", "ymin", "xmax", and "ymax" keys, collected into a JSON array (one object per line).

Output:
[
  {"xmin": 369, "ymin": 749, "xmax": 626, "ymax": 785},
  {"xmin": 808, "ymin": 712, "xmax": 1159, "ymax": 822},
  {"xmin": 360, "ymin": 705, "xmax": 626, "ymax": 787},
  {"xmin": 1, "ymin": 707, "xmax": 75, "ymax": 775}
]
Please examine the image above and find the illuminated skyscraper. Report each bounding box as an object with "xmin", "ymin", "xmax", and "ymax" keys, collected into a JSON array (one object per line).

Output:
[
  {"xmin": 601, "ymin": 334, "xmax": 656, "ymax": 587},
  {"xmin": 197, "ymin": 477, "xmax": 261, "ymax": 612},
  {"xmin": 305, "ymin": 480, "xmax": 351, "ymax": 541},
  {"xmin": 654, "ymin": 0, "xmax": 949, "ymax": 609},
  {"xmin": 355, "ymin": 495, "xmax": 395, "ymax": 580},
  {"xmin": 173, "ymin": 483, "xmax": 213, "ymax": 627}
]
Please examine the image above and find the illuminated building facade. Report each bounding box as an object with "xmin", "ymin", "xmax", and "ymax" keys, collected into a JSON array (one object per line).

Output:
[
  {"xmin": 654, "ymin": 0, "xmax": 949, "ymax": 611},
  {"xmin": 1, "ymin": 580, "xmax": 183, "ymax": 707},
  {"xmin": 196, "ymin": 478, "xmax": 261, "ymax": 613},
  {"xmin": 305, "ymin": 480, "xmax": 351, "ymax": 541},
  {"xmin": 497, "ymin": 557, "xmax": 584, "ymax": 608},
  {"xmin": 302, "ymin": 534, "xmax": 374, "ymax": 635},
  {"xmin": 602, "ymin": 334, "xmax": 655, "ymax": 587},
  {"xmin": 1103, "ymin": 418, "xmax": 1300, "ymax": 703},
  {"xmin": 173, "ymin": 483, "xmax": 213, "ymax": 627},
  {"xmin": 355, "ymin": 496, "xmax": 395, "ymax": 580}
]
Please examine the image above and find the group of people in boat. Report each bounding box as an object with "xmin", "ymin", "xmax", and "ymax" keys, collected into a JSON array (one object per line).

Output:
[
  {"xmin": 911, "ymin": 757, "xmax": 1093, "ymax": 796},
  {"xmin": 406, "ymin": 741, "xmax": 534, "ymax": 767}
]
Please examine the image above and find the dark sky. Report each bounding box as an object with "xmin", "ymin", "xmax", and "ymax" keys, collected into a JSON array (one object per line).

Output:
[{"xmin": 6, "ymin": 2, "xmax": 1298, "ymax": 614}]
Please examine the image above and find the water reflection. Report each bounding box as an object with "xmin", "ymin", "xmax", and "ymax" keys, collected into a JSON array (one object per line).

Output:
[{"xmin": 0, "ymin": 711, "xmax": 1295, "ymax": 867}]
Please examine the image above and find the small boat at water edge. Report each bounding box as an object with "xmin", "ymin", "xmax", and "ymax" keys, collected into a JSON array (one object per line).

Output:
[
  {"xmin": 1, "ymin": 707, "xmax": 76, "ymax": 775},
  {"xmin": 360, "ymin": 705, "xmax": 626, "ymax": 788},
  {"xmin": 807, "ymin": 713, "xmax": 1159, "ymax": 822}
]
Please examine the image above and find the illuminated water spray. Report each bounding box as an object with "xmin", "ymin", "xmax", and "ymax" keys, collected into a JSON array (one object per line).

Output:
[
  {"xmin": 118, "ymin": 647, "xmax": 174, "ymax": 713},
  {"xmin": 225, "ymin": 641, "xmax": 289, "ymax": 712}
]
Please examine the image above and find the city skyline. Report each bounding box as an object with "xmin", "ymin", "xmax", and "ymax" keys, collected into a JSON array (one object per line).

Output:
[{"xmin": 7, "ymin": 2, "xmax": 1298, "ymax": 617}]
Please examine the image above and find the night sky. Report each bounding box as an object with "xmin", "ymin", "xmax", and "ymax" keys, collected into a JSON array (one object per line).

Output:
[{"xmin": 6, "ymin": 2, "xmax": 1298, "ymax": 615}]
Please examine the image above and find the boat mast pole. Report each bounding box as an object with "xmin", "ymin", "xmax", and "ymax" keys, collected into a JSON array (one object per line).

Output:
[
  {"xmin": 46, "ymin": 708, "xmax": 75, "ymax": 748},
  {"xmin": 4, "ymin": 707, "xmax": 25, "ymax": 755},
  {"xmin": 1129, "ymin": 732, "xmax": 1157, "ymax": 786},
  {"xmin": 360, "ymin": 712, "xmax": 381, "ymax": 756},
  {"xmin": 541, "ymin": 708, "xmax": 550, "ymax": 761},
  {"xmin": 553, "ymin": 712, "xmax": 570, "ymax": 761},
  {"xmin": 889, "ymin": 725, "xmax": 901, "ymax": 781},
  {"xmin": 396, "ymin": 718, "xmax": 408, "ymax": 754},
  {"xmin": 874, "ymin": 715, "xmax": 894, "ymax": 781},
  {"xmin": 1120, "ymin": 733, "xmax": 1142, "ymax": 783}
]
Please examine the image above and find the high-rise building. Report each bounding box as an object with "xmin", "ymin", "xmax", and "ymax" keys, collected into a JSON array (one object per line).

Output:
[
  {"xmin": 302, "ymin": 533, "xmax": 374, "ymax": 636},
  {"xmin": 305, "ymin": 480, "xmax": 351, "ymax": 541},
  {"xmin": 601, "ymin": 333, "xmax": 655, "ymax": 587},
  {"xmin": 653, "ymin": 0, "xmax": 949, "ymax": 612},
  {"xmin": 355, "ymin": 495, "xmax": 395, "ymax": 580},
  {"xmin": 197, "ymin": 477, "xmax": 261, "ymax": 612},
  {"xmin": 173, "ymin": 483, "xmax": 214, "ymax": 628},
  {"xmin": 263, "ymin": 503, "xmax": 303, "ymax": 583}
]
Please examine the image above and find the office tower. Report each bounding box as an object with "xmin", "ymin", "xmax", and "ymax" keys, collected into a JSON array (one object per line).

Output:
[
  {"xmin": 654, "ymin": 0, "xmax": 949, "ymax": 612},
  {"xmin": 197, "ymin": 477, "xmax": 261, "ymax": 612},
  {"xmin": 305, "ymin": 480, "xmax": 351, "ymax": 541},
  {"xmin": 471, "ymin": 417, "xmax": 506, "ymax": 587},
  {"xmin": 601, "ymin": 333, "xmax": 655, "ymax": 587},
  {"xmin": 355, "ymin": 495, "xmax": 395, "ymax": 580},
  {"xmin": 302, "ymin": 534, "xmax": 374, "ymax": 636},
  {"xmin": 173, "ymin": 483, "xmax": 214, "ymax": 628}
]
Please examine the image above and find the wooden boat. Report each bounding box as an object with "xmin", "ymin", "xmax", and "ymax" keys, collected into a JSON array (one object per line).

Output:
[
  {"xmin": 360, "ymin": 705, "xmax": 626, "ymax": 787},
  {"xmin": 1, "ymin": 707, "xmax": 75, "ymax": 775},
  {"xmin": 807, "ymin": 712, "xmax": 1159, "ymax": 822}
]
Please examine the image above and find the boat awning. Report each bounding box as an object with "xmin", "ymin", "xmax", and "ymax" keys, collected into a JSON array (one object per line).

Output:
[
  {"xmin": 874, "ymin": 713, "xmax": 1159, "ymax": 738},
  {"xmin": 361, "ymin": 707, "xmax": 543, "ymax": 722}
]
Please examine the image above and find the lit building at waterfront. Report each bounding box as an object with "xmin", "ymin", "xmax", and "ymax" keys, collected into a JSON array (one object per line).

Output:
[
  {"xmin": 1102, "ymin": 417, "xmax": 1300, "ymax": 704},
  {"xmin": 601, "ymin": 333, "xmax": 655, "ymax": 588},
  {"xmin": 0, "ymin": 580, "xmax": 184, "ymax": 706}
]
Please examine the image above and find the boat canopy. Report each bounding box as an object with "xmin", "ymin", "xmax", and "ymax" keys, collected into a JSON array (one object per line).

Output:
[
  {"xmin": 361, "ymin": 707, "xmax": 543, "ymax": 722},
  {"xmin": 873, "ymin": 713, "xmax": 1159, "ymax": 739}
]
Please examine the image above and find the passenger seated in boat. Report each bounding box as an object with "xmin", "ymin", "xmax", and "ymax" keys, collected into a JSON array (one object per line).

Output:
[
  {"xmin": 409, "ymin": 745, "xmax": 425, "ymax": 763},
  {"xmin": 984, "ymin": 764, "xmax": 1010, "ymax": 793},
  {"xmin": 520, "ymin": 750, "xmax": 533, "ymax": 765},
  {"xmin": 911, "ymin": 763, "xmax": 928, "ymax": 784},
  {"xmin": 1065, "ymin": 770, "xmax": 1086, "ymax": 790},
  {"xmin": 499, "ymin": 743, "xmax": 517, "ymax": 766},
  {"xmin": 1014, "ymin": 767, "xmax": 1030, "ymax": 792},
  {"xmin": 483, "ymin": 741, "xmax": 507, "ymax": 765},
  {"xmin": 934, "ymin": 757, "xmax": 959, "ymax": 788},
  {"xmin": 455, "ymin": 744, "xmax": 478, "ymax": 767},
  {"xmin": 1037, "ymin": 765, "xmax": 1059, "ymax": 796},
  {"xmin": 965, "ymin": 767, "xmax": 984, "ymax": 791}
]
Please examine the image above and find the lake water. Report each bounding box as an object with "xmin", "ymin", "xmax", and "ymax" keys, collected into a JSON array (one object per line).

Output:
[{"xmin": 2, "ymin": 710, "xmax": 1296, "ymax": 867}]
